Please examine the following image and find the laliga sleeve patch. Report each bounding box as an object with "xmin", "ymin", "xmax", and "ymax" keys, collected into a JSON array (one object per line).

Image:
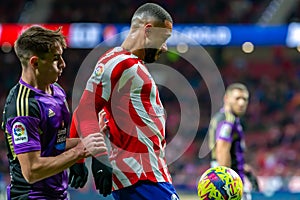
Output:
[
  {"xmin": 12, "ymin": 122, "xmax": 28, "ymax": 144},
  {"xmin": 94, "ymin": 61, "xmax": 104, "ymax": 76},
  {"xmin": 219, "ymin": 123, "xmax": 232, "ymax": 139}
]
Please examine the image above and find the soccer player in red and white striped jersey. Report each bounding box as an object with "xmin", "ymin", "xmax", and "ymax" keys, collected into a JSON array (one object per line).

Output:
[{"xmin": 69, "ymin": 3, "xmax": 180, "ymax": 200}]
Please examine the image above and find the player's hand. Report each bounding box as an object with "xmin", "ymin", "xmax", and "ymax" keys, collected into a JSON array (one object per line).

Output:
[
  {"xmin": 98, "ymin": 110, "xmax": 110, "ymax": 135},
  {"xmin": 244, "ymin": 164, "xmax": 259, "ymax": 192},
  {"xmin": 92, "ymin": 155, "xmax": 113, "ymax": 197},
  {"xmin": 79, "ymin": 132, "xmax": 107, "ymax": 158},
  {"xmin": 68, "ymin": 163, "xmax": 88, "ymax": 189},
  {"xmin": 245, "ymin": 170, "xmax": 259, "ymax": 191}
]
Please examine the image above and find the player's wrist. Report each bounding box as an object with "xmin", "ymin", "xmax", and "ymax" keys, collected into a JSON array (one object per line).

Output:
[
  {"xmin": 94, "ymin": 154, "xmax": 110, "ymax": 164},
  {"xmin": 94, "ymin": 151, "xmax": 108, "ymax": 158},
  {"xmin": 71, "ymin": 146, "xmax": 87, "ymax": 160}
]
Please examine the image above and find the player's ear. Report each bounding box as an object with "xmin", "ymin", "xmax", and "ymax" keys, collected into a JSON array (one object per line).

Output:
[
  {"xmin": 144, "ymin": 24, "xmax": 152, "ymax": 38},
  {"xmin": 29, "ymin": 56, "xmax": 39, "ymax": 69}
]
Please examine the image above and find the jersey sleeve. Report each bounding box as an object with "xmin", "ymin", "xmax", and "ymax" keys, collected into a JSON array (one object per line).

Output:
[
  {"xmin": 69, "ymin": 108, "xmax": 85, "ymax": 163},
  {"xmin": 2, "ymin": 84, "xmax": 42, "ymax": 155},
  {"xmin": 69, "ymin": 112, "xmax": 79, "ymax": 138},
  {"xmin": 73, "ymin": 89, "xmax": 107, "ymax": 138},
  {"xmin": 72, "ymin": 58, "xmax": 109, "ymax": 138},
  {"xmin": 6, "ymin": 115, "xmax": 41, "ymax": 155},
  {"xmin": 216, "ymin": 121, "xmax": 234, "ymax": 142}
]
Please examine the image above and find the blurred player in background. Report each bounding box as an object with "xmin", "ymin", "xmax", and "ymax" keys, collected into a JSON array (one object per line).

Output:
[
  {"xmin": 1, "ymin": 25, "xmax": 107, "ymax": 199},
  {"xmin": 68, "ymin": 2, "xmax": 180, "ymax": 200},
  {"xmin": 208, "ymin": 83, "xmax": 259, "ymax": 199}
]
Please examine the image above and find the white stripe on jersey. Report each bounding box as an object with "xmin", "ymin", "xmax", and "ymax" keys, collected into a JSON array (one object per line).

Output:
[
  {"xmin": 159, "ymin": 156, "xmax": 172, "ymax": 183},
  {"xmin": 117, "ymin": 63, "xmax": 139, "ymax": 92},
  {"xmin": 123, "ymin": 157, "xmax": 144, "ymax": 179},
  {"xmin": 111, "ymin": 160, "xmax": 131, "ymax": 189},
  {"xmin": 126, "ymin": 63, "xmax": 165, "ymax": 137},
  {"xmin": 112, "ymin": 181, "xmax": 118, "ymax": 191},
  {"xmin": 136, "ymin": 127, "xmax": 165, "ymax": 182},
  {"xmin": 86, "ymin": 52, "xmax": 137, "ymax": 101},
  {"xmin": 139, "ymin": 64, "xmax": 166, "ymax": 133},
  {"xmin": 147, "ymin": 71, "xmax": 165, "ymax": 142}
]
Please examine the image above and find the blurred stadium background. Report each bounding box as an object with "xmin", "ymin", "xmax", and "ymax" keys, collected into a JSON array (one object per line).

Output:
[{"xmin": 1, "ymin": 0, "xmax": 300, "ymax": 199}]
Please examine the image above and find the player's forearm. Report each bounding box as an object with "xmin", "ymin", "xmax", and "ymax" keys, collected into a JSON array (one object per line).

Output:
[
  {"xmin": 216, "ymin": 140, "xmax": 232, "ymax": 167},
  {"xmin": 75, "ymin": 90, "xmax": 102, "ymax": 137},
  {"xmin": 66, "ymin": 138, "xmax": 80, "ymax": 150},
  {"xmin": 216, "ymin": 153, "xmax": 231, "ymax": 167},
  {"xmin": 21, "ymin": 148, "xmax": 85, "ymax": 184}
]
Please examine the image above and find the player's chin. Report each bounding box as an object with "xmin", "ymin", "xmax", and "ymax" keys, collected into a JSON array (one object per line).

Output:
[
  {"xmin": 236, "ymin": 111, "xmax": 246, "ymax": 117},
  {"xmin": 52, "ymin": 76, "xmax": 59, "ymax": 83}
]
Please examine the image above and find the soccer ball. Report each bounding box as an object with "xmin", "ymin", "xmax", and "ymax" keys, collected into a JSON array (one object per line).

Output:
[{"xmin": 197, "ymin": 166, "xmax": 243, "ymax": 200}]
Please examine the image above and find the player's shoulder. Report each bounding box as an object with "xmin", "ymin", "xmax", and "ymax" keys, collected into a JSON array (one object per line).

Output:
[
  {"xmin": 213, "ymin": 110, "xmax": 235, "ymax": 124},
  {"xmin": 224, "ymin": 111, "xmax": 236, "ymax": 123},
  {"xmin": 115, "ymin": 48, "xmax": 140, "ymax": 66},
  {"xmin": 53, "ymin": 82, "xmax": 67, "ymax": 97},
  {"xmin": 212, "ymin": 110, "xmax": 225, "ymax": 122},
  {"xmin": 100, "ymin": 47, "xmax": 135, "ymax": 62},
  {"xmin": 3, "ymin": 82, "xmax": 40, "ymax": 119},
  {"xmin": 5, "ymin": 82, "xmax": 38, "ymax": 105},
  {"xmin": 97, "ymin": 47, "xmax": 139, "ymax": 71}
]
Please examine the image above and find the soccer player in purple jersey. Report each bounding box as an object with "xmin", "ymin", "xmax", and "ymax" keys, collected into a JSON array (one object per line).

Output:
[
  {"xmin": 1, "ymin": 26, "xmax": 107, "ymax": 200},
  {"xmin": 208, "ymin": 83, "xmax": 259, "ymax": 199}
]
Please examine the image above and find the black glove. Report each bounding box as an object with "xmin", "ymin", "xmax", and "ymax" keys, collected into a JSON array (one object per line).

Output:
[
  {"xmin": 68, "ymin": 163, "xmax": 88, "ymax": 189},
  {"xmin": 245, "ymin": 170, "xmax": 259, "ymax": 192},
  {"xmin": 92, "ymin": 155, "xmax": 113, "ymax": 197}
]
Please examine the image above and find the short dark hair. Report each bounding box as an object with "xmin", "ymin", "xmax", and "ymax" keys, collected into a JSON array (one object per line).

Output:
[
  {"xmin": 132, "ymin": 3, "xmax": 173, "ymax": 24},
  {"xmin": 14, "ymin": 25, "xmax": 66, "ymax": 65},
  {"xmin": 225, "ymin": 83, "xmax": 249, "ymax": 94}
]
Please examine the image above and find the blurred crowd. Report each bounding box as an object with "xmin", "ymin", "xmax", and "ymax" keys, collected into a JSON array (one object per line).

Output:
[
  {"xmin": 1, "ymin": 0, "xmax": 300, "ymax": 193},
  {"xmin": 48, "ymin": 0, "xmax": 268, "ymax": 24},
  {"xmin": 3, "ymin": 0, "xmax": 295, "ymax": 24}
]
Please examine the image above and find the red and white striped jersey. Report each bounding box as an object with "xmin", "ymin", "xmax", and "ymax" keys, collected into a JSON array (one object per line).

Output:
[{"xmin": 72, "ymin": 47, "xmax": 172, "ymax": 190}]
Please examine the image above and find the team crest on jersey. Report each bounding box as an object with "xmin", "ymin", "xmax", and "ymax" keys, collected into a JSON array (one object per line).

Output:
[
  {"xmin": 94, "ymin": 62, "xmax": 104, "ymax": 76},
  {"xmin": 12, "ymin": 122, "xmax": 28, "ymax": 144},
  {"xmin": 219, "ymin": 123, "xmax": 232, "ymax": 138}
]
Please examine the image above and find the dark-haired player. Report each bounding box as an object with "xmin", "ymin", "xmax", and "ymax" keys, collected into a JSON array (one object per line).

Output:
[
  {"xmin": 69, "ymin": 3, "xmax": 180, "ymax": 200},
  {"xmin": 1, "ymin": 25, "xmax": 107, "ymax": 199}
]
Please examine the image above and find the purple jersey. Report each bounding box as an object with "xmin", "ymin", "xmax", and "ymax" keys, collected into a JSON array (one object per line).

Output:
[
  {"xmin": 208, "ymin": 108, "xmax": 246, "ymax": 182},
  {"xmin": 2, "ymin": 79, "xmax": 70, "ymax": 199}
]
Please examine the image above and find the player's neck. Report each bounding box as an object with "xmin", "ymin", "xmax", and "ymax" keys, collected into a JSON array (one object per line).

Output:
[
  {"xmin": 21, "ymin": 71, "xmax": 52, "ymax": 95},
  {"xmin": 121, "ymin": 29, "xmax": 146, "ymax": 60},
  {"xmin": 122, "ymin": 43, "xmax": 145, "ymax": 61},
  {"xmin": 223, "ymin": 105, "xmax": 231, "ymax": 114}
]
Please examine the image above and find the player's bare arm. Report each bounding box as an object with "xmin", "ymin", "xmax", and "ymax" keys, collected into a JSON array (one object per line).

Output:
[
  {"xmin": 17, "ymin": 132, "xmax": 107, "ymax": 184},
  {"xmin": 65, "ymin": 138, "xmax": 80, "ymax": 150},
  {"xmin": 216, "ymin": 139, "xmax": 232, "ymax": 167}
]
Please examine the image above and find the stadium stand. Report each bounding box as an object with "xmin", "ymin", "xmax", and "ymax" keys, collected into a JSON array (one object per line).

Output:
[{"xmin": 1, "ymin": 0, "xmax": 300, "ymax": 197}]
